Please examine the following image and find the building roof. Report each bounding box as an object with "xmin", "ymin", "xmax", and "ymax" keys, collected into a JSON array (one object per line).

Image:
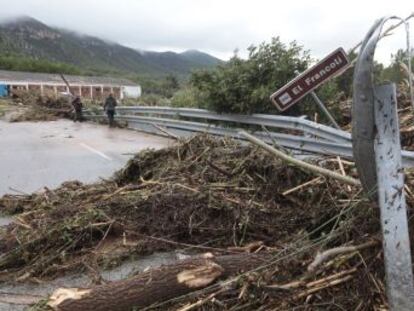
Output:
[{"xmin": 0, "ymin": 70, "xmax": 137, "ymax": 87}]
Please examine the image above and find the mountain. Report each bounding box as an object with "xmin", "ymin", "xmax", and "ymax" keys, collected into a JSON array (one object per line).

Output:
[{"xmin": 0, "ymin": 16, "xmax": 222, "ymax": 78}]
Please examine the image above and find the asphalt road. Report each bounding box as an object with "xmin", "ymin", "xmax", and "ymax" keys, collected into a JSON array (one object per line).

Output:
[{"xmin": 0, "ymin": 120, "xmax": 172, "ymax": 196}]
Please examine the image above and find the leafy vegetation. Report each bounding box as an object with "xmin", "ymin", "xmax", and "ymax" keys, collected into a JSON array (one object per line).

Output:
[
  {"xmin": 135, "ymin": 74, "xmax": 180, "ymax": 98},
  {"xmin": 170, "ymin": 43, "xmax": 413, "ymax": 121},
  {"xmin": 382, "ymin": 49, "xmax": 414, "ymax": 83},
  {"xmin": 171, "ymin": 87, "xmax": 200, "ymax": 108},
  {"xmin": 0, "ymin": 54, "xmax": 84, "ymax": 75},
  {"xmin": 190, "ymin": 38, "xmax": 311, "ymax": 115}
]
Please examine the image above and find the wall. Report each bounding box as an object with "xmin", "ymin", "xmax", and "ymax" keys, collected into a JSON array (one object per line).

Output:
[{"xmin": 122, "ymin": 86, "xmax": 142, "ymax": 99}]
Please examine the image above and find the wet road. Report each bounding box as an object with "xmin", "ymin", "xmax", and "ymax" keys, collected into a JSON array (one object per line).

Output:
[
  {"xmin": 0, "ymin": 120, "xmax": 173, "ymax": 310},
  {"xmin": 0, "ymin": 120, "xmax": 172, "ymax": 196}
]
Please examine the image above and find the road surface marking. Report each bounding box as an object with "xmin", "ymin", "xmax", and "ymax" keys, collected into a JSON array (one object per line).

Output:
[{"xmin": 79, "ymin": 143, "xmax": 112, "ymax": 161}]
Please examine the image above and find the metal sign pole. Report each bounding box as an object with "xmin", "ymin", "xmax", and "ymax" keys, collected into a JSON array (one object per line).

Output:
[
  {"xmin": 309, "ymin": 91, "xmax": 340, "ymax": 129},
  {"xmin": 292, "ymin": 70, "xmax": 341, "ymax": 129},
  {"xmin": 353, "ymin": 17, "xmax": 414, "ymax": 310}
]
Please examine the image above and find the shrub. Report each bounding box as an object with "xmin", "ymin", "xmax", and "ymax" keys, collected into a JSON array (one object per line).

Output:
[
  {"xmin": 170, "ymin": 87, "xmax": 202, "ymax": 108},
  {"xmin": 190, "ymin": 37, "xmax": 311, "ymax": 115}
]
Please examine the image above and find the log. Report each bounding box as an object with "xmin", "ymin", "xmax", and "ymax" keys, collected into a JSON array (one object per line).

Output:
[{"xmin": 48, "ymin": 253, "xmax": 271, "ymax": 311}]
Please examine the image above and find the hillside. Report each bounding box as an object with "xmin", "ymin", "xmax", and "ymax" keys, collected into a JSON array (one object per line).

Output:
[{"xmin": 0, "ymin": 16, "xmax": 222, "ymax": 78}]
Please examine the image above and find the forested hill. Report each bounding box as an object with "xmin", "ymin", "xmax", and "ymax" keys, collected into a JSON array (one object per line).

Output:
[{"xmin": 0, "ymin": 16, "xmax": 222, "ymax": 78}]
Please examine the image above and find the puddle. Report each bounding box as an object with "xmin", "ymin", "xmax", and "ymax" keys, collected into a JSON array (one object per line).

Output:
[{"xmin": 0, "ymin": 216, "xmax": 13, "ymax": 227}]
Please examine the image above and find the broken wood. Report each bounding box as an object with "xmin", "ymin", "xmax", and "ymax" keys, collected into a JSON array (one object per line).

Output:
[
  {"xmin": 239, "ymin": 131, "xmax": 361, "ymax": 186},
  {"xmin": 48, "ymin": 253, "xmax": 271, "ymax": 311},
  {"xmin": 336, "ymin": 156, "xmax": 352, "ymax": 192},
  {"xmin": 307, "ymin": 241, "xmax": 378, "ymax": 274},
  {"xmin": 282, "ymin": 177, "xmax": 323, "ymax": 196}
]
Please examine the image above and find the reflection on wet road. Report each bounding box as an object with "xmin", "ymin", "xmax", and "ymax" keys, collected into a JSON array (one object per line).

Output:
[{"xmin": 0, "ymin": 120, "xmax": 172, "ymax": 196}]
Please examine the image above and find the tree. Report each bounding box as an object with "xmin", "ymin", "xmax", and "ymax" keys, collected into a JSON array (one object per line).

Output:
[
  {"xmin": 0, "ymin": 53, "xmax": 84, "ymax": 75},
  {"xmin": 163, "ymin": 74, "xmax": 180, "ymax": 90},
  {"xmin": 190, "ymin": 37, "xmax": 311, "ymax": 114},
  {"xmin": 382, "ymin": 49, "xmax": 414, "ymax": 84}
]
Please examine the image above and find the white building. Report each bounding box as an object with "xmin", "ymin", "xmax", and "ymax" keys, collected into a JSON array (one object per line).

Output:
[{"xmin": 0, "ymin": 70, "xmax": 141, "ymax": 100}]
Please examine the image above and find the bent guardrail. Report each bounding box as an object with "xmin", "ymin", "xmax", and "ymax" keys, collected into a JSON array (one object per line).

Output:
[{"xmin": 86, "ymin": 106, "xmax": 414, "ymax": 167}]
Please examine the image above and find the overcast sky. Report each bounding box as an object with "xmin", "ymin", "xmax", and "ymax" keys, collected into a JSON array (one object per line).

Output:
[{"xmin": 0, "ymin": 0, "xmax": 412, "ymax": 64}]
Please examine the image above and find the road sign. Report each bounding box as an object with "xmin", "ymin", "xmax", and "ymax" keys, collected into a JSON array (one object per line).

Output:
[{"xmin": 270, "ymin": 48, "xmax": 350, "ymax": 111}]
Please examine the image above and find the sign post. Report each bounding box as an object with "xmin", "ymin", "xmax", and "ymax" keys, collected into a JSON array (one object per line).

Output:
[
  {"xmin": 293, "ymin": 69, "xmax": 340, "ymax": 129},
  {"xmin": 353, "ymin": 17, "xmax": 414, "ymax": 310},
  {"xmin": 270, "ymin": 48, "xmax": 350, "ymax": 112}
]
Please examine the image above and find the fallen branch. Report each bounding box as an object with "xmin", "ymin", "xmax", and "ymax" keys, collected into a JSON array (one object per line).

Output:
[
  {"xmin": 239, "ymin": 131, "xmax": 360, "ymax": 186},
  {"xmin": 177, "ymin": 289, "xmax": 224, "ymax": 311},
  {"xmin": 336, "ymin": 156, "xmax": 352, "ymax": 192},
  {"xmin": 294, "ymin": 275, "xmax": 354, "ymax": 299},
  {"xmin": 47, "ymin": 253, "xmax": 271, "ymax": 311},
  {"xmin": 152, "ymin": 123, "xmax": 179, "ymax": 140},
  {"xmin": 307, "ymin": 241, "xmax": 378, "ymax": 273},
  {"xmin": 266, "ymin": 267, "xmax": 357, "ymax": 292},
  {"xmin": 282, "ymin": 177, "xmax": 323, "ymax": 196}
]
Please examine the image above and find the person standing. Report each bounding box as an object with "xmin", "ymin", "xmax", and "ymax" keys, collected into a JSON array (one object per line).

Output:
[
  {"xmin": 71, "ymin": 96, "xmax": 83, "ymax": 122},
  {"xmin": 104, "ymin": 93, "xmax": 117, "ymax": 127}
]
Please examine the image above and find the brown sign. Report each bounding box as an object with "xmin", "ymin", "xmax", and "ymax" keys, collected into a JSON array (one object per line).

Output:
[{"xmin": 270, "ymin": 48, "xmax": 350, "ymax": 111}]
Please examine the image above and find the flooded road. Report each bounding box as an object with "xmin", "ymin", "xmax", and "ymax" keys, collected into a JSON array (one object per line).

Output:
[{"xmin": 0, "ymin": 119, "xmax": 172, "ymax": 196}]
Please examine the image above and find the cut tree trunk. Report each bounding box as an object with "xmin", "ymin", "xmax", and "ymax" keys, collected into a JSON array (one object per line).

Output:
[{"xmin": 48, "ymin": 253, "xmax": 271, "ymax": 311}]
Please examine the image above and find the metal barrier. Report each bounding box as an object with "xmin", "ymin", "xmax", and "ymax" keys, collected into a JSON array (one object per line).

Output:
[
  {"xmin": 114, "ymin": 106, "xmax": 351, "ymax": 143},
  {"xmin": 352, "ymin": 16, "xmax": 414, "ymax": 310},
  {"xmin": 87, "ymin": 106, "xmax": 414, "ymax": 167}
]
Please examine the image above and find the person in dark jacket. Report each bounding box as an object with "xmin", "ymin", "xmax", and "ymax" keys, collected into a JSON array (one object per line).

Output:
[
  {"xmin": 104, "ymin": 94, "xmax": 117, "ymax": 127},
  {"xmin": 71, "ymin": 96, "xmax": 83, "ymax": 122}
]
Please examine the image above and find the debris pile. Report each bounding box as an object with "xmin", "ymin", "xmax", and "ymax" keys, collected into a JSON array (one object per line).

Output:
[
  {"xmin": 398, "ymin": 83, "xmax": 414, "ymax": 150},
  {"xmin": 8, "ymin": 90, "xmax": 73, "ymax": 122},
  {"xmin": 2, "ymin": 135, "xmax": 412, "ymax": 310}
]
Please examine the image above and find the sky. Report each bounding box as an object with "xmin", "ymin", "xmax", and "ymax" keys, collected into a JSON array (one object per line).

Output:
[{"xmin": 0, "ymin": 0, "xmax": 412, "ymax": 64}]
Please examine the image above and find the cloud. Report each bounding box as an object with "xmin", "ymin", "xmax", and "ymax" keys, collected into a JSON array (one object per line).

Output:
[{"xmin": 0, "ymin": 0, "xmax": 412, "ymax": 63}]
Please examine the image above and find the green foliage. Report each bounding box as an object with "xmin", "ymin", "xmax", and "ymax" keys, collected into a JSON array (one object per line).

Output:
[
  {"xmin": 132, "ymin": 74, "xmax": 180, "ymax": 98},
  {"xmin": 190, "ymin": 38, "xmax": 311, "ymax": 114},
  {"xmin": 0, "ymin": 54, "xmax": 84, "ymax": 75},
  {"xmin": 137, "ymin": 94, "xmax": 171, "ymax": 106},
  {"xmin": 382, "ymin": 49, "xmax": 414, "ymax": 83},
  {"xmin": 161, "ymin": 74, "xmax": 180, "ymax": 97},
  {"xmin": 171, "ymin": 87, "xmax": 201, "ymax": 108}
]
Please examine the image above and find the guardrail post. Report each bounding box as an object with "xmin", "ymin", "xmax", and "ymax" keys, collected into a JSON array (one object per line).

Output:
[
  {"xmin": 374, "ymin": 83, "xmax": 414, "ymax": 309},
  {"xmin": 353, "ymin": 17, "xmax": 414, "ymax": 310}
]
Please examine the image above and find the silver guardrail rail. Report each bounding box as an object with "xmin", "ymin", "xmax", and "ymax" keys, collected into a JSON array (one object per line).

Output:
[
  {"xmin": 86, "ymin": 106, "xmax": 414, "ymax": 167},
  {"xmin": 114, "ymin": 106, "xmax": 351, "ymax": 143}
]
